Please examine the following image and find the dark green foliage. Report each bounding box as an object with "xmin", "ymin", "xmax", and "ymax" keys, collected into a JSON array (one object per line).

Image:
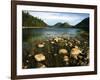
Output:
[
  {"xmin": 61, "ymin": 23, "xmax": 71, "ymax": 28},
  {"xmin": 22, "ymin": 11, "xmax": 47, "ymax": 27},
  {"xmin": 75, "ymin": 17, "xmax": 89, "ymax": 29}
]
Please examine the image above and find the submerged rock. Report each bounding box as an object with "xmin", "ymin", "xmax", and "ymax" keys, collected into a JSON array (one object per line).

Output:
[
  {"xmin": 63, "ymin": 55, "xmax": 69, "ymax": 62},
  {"xmin": 34, "ymin": 53, "xmax": 46, "ymax": 62},
  {"xmin": 37, "ymin": 63, "xmax": 46, "ymax": 68},
  {"xmin": 59, "ymin": 49, "xmax": 68, "ymax": 55},
  {"xmin": 71, "ymin": 46, "xmax": 81, "ymax": 59},
  {"xmin": 38, "ymin": 43, "xmax": 45, "ymax": 48},
  {"xmin": 54, "ymin": 37, "xmax": 62, "ymax": 42},
  {"xmin": 23, "ymin": 36, "xmax": 89, "ymax": 68}
]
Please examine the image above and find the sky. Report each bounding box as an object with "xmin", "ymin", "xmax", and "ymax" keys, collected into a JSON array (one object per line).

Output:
[{"xmin": 24, "ymin": 11, "xmax": 89, "ymax": 26}]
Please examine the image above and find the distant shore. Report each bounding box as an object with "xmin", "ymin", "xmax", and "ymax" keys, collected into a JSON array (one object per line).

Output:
[{"xmin": 22, "ymin": 26, "xmax": 47, "ymax": 29}]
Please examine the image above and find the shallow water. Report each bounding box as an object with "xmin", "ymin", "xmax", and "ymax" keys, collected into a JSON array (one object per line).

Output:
[
  {"xmin": 22, "ymin": 27, "xmax": 89, "ymax": 68},
  {"xmin": 23, "ymin": 27, "xmax": 85, "ymax": 41}
]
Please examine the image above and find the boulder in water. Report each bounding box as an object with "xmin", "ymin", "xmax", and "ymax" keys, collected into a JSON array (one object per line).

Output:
[
  {"xmin": 59, "ymin": 49, "xmax": 68, "ymax": 55},
  {"xmin": 34, "ymin": 53, "xmax": 46, "ymax": 62}
]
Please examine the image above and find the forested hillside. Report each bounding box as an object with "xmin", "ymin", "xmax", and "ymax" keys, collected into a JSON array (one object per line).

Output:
[{"xmin": 22, "ymin": 11, "xmax": 47, "ymax": 27}]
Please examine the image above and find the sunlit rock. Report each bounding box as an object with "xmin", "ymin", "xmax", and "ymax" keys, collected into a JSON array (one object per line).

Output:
[
  {"xmin": 68, "ymin": 42, "xmax": 73, "ymax": 47},
  {"xmin": 51, "ymin": 41, "xmax": 55, "ymax": 44},
  {"xmin": 34, "ymin": 53, "xmax": 46, "ymax": 62},
  {"xmin": 28, "ymin": 54, "xmax": 32, "ymax": 57},
  {"xmin": 64, "ymin": 40, "xmax": 67, "ymax": 42},
  {"xmin": 65, "ymin": 62, "xmax": 69, "ymax": 65},
  {"xmin": 77, "ymin": 40, "xmax": 80, "ymax": 44},
  {"xmin": 54, "ymin": 37, "xmax": 62, "ymax": 42},
  {"xmin": 63, "ymin": 55, "xmax": 69, "ymax": 62},
  {"xmin": 54, "ymin": 37, "xmax": 59, "ymax": 42},
  {"xmin": 38, "ymin": 43, "xmax": 45, "ymax": 48},
  {"xmin": 71, "ymin": 46, "xmax": 81, "ymax": 59},
  {"xmin": 74, "ymin": 46, "xmax": 78, "ymax": 48},
  {"xmin": 54, "ymin": 54, "xmax": 57, "ymax": 56},
  {"xmin": 59, "ymin": 49, "xmax": 68, "ymax": 55},
  {"xmin": 65, "ymin": 43, "xmax": 68, "ymax": 46}
]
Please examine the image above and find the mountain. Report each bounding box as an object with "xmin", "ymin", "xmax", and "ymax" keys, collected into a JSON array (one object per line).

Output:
[
  {"xmin": 53, "ymin": 22, "xmax": 71, "ymax": 28},
  {"xmin": 54, "ymin": 22, "xmax": 62, "ymax": 27},
  {"xmin": 22, "ymin": 11, "xmax": 47, "ymax": 27},
  {"xmin": 22, "ymin": 11, "xmax": 89, "ymax": 29},
  {"xmin": 75, "ymin": 17, "xmax": 89, "ymax": 29}
]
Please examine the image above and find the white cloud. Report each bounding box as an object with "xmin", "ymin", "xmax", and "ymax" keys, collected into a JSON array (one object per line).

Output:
[{"xmin": 28, "ymin": 11, "xmax": 89, "ymax": 25}]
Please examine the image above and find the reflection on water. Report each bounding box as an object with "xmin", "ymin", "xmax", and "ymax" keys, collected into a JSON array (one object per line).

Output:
[{"xmin": 23, "ymin": 28, "xmax": 83, "ymax": 41}]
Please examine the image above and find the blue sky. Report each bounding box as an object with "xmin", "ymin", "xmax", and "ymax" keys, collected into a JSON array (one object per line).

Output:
[{"xmin": 24, "ymin": 11, "xmax": 89, "ymax": 26}]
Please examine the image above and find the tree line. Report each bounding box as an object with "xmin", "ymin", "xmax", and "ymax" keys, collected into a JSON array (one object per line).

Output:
[{"xmin": 22, "ymin": 11, "xmax": 47, "ymax": 27}]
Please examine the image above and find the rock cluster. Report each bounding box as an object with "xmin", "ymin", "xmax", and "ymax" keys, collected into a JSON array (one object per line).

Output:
[{"xmin": 22, "ymin": 37, "xmax": 89, "ymax": 69}]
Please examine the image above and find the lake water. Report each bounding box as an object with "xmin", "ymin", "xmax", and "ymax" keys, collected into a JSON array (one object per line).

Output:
[
  {"xmin": 23, "ymin": 28, "xmax": 86, "ymax": 41},
  {"xmin": 22, "ymin": 27, "xmax": 89, "ymax": 68}
]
